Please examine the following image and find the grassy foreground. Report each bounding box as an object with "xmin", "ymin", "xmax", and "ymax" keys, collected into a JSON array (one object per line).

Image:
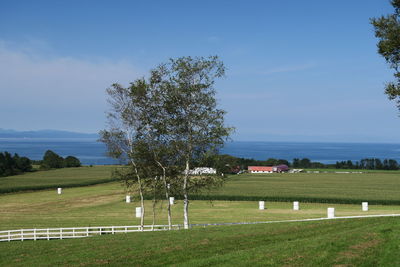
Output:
[
  {"xmin": 204, "ymin": 172, "xmax": 400, "ymax": 204},
  {"xmin": 0, "ymin": 166, "xmax": 116, "ymax": 193},
  {"xmin": 1, "ymin": 217, "xmax": 400, "ymax": 266}
]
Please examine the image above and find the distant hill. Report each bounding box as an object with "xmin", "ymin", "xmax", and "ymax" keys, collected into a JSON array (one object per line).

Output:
[{"xmin": 0, "ymin": 129, "xmax": 98, "ymax": 139}]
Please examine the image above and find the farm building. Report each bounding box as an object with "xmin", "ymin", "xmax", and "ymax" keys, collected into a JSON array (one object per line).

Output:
[
  {"xmin": 248, "ymin": 165, "xmax": 289, "ymax": 173},
  {"xmin": 272, "ymin": 164, "xmax": 289, "ymax": 173},
  {"xmin": 248, "ymin": 166, "xmax": 273, "ymax": 173},
  {"xmin": 188, "ymin": 167, "xmax": 217, "ymax": 175}
]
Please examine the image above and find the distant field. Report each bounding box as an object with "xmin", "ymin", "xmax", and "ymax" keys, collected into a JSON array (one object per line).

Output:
[
  {"xmin": 2, "ymin": 166, "xmax": 400, "ymax": 204},
  {"xmin": 0, "ymin": 182, "xmax": 399, "ymax": 231},
  {"xmin": 203, "ymin": 172, "xmax": 400, "ymax": 204},
  {"xmin": 1, "ymin": 216, "xmax": 400, "ymax": 266},
  {"xmin": 0, "ymin": 166, "xmax": 117, "ymax": 193}
]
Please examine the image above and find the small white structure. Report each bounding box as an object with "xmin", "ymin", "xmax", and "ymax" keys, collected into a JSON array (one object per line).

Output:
[
  {"xmin": 57, "ymin": 188, "xmax": 62, "ymax": 195},
  {"xmin": 135, "ymin": 207, "xmax": 142, "ymax": 218},
  {"xmin": 169, "ymin": 197, "xmax": 175, "ymax": 205},
  {"xmin": 187, "ymin": 167, "xmax": 217, "ymax": 175},
  {"xmin": 327, "ymin": 207, "xmax": 335, "ymax": 218},
  {"xmin": 293, "ymin": 201, "xmax": 299, "ymax": 211},
  {"xmin": 362, "ymin": 202, "xmax": 368, "ymax": 211},
  {"xmin": 259, "ymin": 201, "xmax": 265, "ymax": 210},
  {"xmin": 126, "ymin": 195, "xmax": 131, "ymax": 203}
]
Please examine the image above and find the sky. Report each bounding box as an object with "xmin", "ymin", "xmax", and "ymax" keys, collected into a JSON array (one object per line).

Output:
[{"xmin": 0, "ymin": 0, "xmax": 399, "ymax": 143}]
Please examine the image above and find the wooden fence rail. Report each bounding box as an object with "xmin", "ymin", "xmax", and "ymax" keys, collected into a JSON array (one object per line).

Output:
[{"xmin": 0, "ymin": 225, "xmax": 182, "ymax": 242}]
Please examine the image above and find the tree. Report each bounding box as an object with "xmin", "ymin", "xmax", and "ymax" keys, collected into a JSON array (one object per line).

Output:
[
  {"xmin": 40, "ymin": 150, "xmax": 64, "ymax": 169},
  {"xmin": 151, "ymin": 56, "xmax": 233, "ymax": 229},
  {"xmin": 100, "ymin": 80, "xmax": 151, "ymax": 229},
  {"xmin": 371, "ymin": 1, "xmax": 400, "ymax": 109},
  {"xmin": 64, "ymin": 156, "xmax": 81, "ymax": 167}
]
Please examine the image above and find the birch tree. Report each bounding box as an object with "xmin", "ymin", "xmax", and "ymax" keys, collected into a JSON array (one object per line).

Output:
[
  {"xmin": 100, "ymin": 80, "xmax": 150, "ymax": 228},
  {"xmin": 151, "ymin": 56, "xmax": 233, "ymax": 229}
]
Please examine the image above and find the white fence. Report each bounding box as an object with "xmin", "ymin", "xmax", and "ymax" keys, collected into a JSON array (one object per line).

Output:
[
  {"xmin": 0, "ymin": 225, "xmax": 181, "ymax": 242},
  {"xmin": 1, "ymin": 213, "xmax": 400, "ymax": 242}
]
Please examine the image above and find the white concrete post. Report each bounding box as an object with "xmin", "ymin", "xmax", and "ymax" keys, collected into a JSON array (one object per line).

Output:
[
  {"xmin": 57, "ymin": 188, "xmax": 62, "ymax": 195},
  {"xmin": 362, "ymin": 202, "xmax": 368, "ymax": 211},
  {"xmin": 126, "ymin": 195, "xmax": 131, "ymax": 203},
  {"xmin": 259, "ymin": 201, "xmax": 265, "ymax": 210},
  {"xmin": 293, "ymin": 201, "xmax": 299, "ymax": 210},
  {"xmin": 135, "ymin": 207, "xmax": 142, "ymax": 218},
  {"xmin": 327, "ymin": 207, "xmax": 335, "ymax": 218},
  {"xmin": 169, "ymin": 197, "xmax": 175, "ymax": 205}
]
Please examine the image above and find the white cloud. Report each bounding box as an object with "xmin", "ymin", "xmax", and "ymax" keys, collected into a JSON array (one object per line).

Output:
[{"xmin": 0, "ymin": 40, "xmax": 142, "ymax": 132}]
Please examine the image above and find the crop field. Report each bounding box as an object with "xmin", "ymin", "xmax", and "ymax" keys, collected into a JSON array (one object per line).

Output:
[
  {"xmin": 0, "ymin": 166, "xmax": 117, "ymax": 193},
  {"xmin": 205, "ymin": 172, "xmax": 400, "ymax": 204}
]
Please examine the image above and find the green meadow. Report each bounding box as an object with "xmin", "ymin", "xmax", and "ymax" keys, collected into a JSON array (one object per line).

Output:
[
  {"xmin": 1, "ymin": 166, "xmax": 400, "ymax": 266},
  {"xmin": 1, "ymin": 217, "xmax": 400, "ymax": 266}
]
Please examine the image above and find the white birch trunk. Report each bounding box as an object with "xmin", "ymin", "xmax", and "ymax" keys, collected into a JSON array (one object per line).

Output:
[{"xmin": 183, "ymin": 159, "xmax": 190, "ymax": 229}]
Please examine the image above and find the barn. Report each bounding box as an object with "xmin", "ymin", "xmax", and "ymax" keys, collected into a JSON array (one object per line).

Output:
[
  {"xmin": 248, "ymin": 166, "xmax": 273, "ymax": 173},
  {"xmin": 248, "ymin": 165, "xmax": 289, "ymax": 173}
]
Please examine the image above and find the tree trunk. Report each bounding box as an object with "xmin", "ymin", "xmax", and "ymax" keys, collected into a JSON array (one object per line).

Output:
[
  {"xmin": 183, "ymin": 159, "xmax": 190, "ymax": 229},
  {"xmin": 132, "ymin": 160, "xmax": 145, "ymax": 230},
  {"xmin": 152, "ymin": 177, "xmax": 156, "ymax": 230},
  {"xmin": 156, "ymin": 161, "xmax": 172, "ymax": 230}
]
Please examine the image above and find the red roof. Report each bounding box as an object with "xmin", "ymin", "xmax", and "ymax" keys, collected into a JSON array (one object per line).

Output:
[{"xmin": 248, "ymin": 166, "xmax": 273, "ymax": 171}]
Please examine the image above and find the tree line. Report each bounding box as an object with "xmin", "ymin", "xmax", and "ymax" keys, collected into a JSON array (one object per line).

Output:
[
  {"xmin": 0, "ymin": 150, "xmax": 81, "ymax": 177},
  {"xmin": 36, "ymin": 150, "xmax": 81, "ymax": 169},
  {"xmin": 197, "ymin": 154, "xmax": 400, "ymax": 173},
  {"xmin": 0, "ymin": 152, "xmax": 32, "ymax": 177}
]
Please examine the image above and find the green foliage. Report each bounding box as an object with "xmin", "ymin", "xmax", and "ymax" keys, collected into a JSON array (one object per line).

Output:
[
  {"xmin": 40, "ymin": 150, "xmax": 64, "ymax": 169},
  {"xmin": 371, "ymin": 0, "xmax": 400, "ymax": 109},
  {"xmin": 40, "ymin": 150, "xmax": 82, "ymax": 170},
  {"xmin": 64, "ymin": 156, "xmax": 81, "ymax": 167},
  {"xmin": 0, "ymin": 151, "xmax": 32, "ymax": 177}
]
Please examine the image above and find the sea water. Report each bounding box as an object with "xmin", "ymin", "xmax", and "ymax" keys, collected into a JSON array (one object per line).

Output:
[{"xmin": 0, "ymin": 138, "xmax": 399, "ymax": 165}]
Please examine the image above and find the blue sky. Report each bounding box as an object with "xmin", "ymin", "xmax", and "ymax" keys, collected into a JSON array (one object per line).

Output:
[{"xmin": 0, "ymin": 0, "xmax": 399, "ymax": 142}]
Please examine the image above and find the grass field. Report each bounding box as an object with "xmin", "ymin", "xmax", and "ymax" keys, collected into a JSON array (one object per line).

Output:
[
  {"xmin": 1, "ymin": 216, "xmax": 400, "ymax": 266},
  {"xmin": 0, "ymin": 166, "xmax": 116, "ymax": 193},
  {"xmin": 1, "ymin": 181, "xmax": 399, "ymax": 231},
  {"xmin": 1, "ymin": 167, "xmax": 400, "ymax": 266},
  {"xmin": 204, "ymin": 172, "xmax": 400, "ymax": 204}
]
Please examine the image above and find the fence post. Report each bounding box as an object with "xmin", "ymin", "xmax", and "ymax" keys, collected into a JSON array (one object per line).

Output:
[
  {"xmin": 125, "ymin": 227, "xmax": 127, "ymax": 233},
  {"xmin": 327, "ymin": 208, "xmax": 335, "ymax": 219},
  {"xmin": 21, "ymin": 229, "xmax": 23, "ymax": 241},
  {"xmin": 34, "ymin": 229, "xmax": 36, "ymax": 241},
  {"xmin": 8, "ymin": 231, "xmax": 10, "ymax": 242},
  {"xmin": 73, "ymin": 228, "xmax": 75, "ymax": 237},
  {"xmin": 47, "ymin": 228, "xmax": 49, "ymax": 240},
  {"xmin": 112, "ymin": 226, "xmax": 115, "ymax": 234},
  {"xmin": 60, "ymin": 228, "xmax": 62, "ymax": 240}
]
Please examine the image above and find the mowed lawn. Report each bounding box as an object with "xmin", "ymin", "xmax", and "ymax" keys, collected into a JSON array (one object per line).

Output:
[
  {"xmin": 0, "ymin": 166, "xmax": 116, "ymax": 193},
  {"xmin": 1, "ymin": 182, "xmax": 399, "ymax": 231},
  {"xmin": 207, "ymin": 172, "xmax": 400, "ymax": 203},
  {"xmin": 1, "ymin": 217, "xmax": 400, "ymax": 266}
]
